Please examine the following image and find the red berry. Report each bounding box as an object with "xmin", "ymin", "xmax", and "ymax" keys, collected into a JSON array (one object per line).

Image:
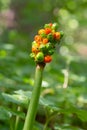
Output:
[
  {"xmin": 45, "ymin": 28, "xmax": 52, "ymax": 34},
  {"xmin": 44, "ymin": 55, "xmax": 52, "ymax": 63},
  {"xmin": 54, "ymin": 32, "xmax": 60, "ymax": 40}
]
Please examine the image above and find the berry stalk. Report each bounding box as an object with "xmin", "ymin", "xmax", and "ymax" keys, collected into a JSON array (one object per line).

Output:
[{"xmin": 23, "ymin": 63, "xmax": 45, "ymax": 130}]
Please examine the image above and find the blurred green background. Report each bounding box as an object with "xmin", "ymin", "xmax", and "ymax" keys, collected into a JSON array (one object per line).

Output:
[{"xmin": 0, "ymin": 0, "xmax": 87, "ymax": 130}]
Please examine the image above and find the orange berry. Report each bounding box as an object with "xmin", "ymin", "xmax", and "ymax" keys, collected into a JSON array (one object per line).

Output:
[
  {"xmin": 43, "ymin": 38, "xmax": 48, "ymax": 44},
  {"xmin": 54, "ymin": 32, "xmax": 60, "ymax": 40},
  {"xmin": 34, "ymin": 35, "xmax": 42, "ymax": 42},
  {"xmin": 38, "ymin": 29, "xmax": 45, "ymax": 35},
  {"xmin": 45, "ymin": 28, "xmax": 52, "ymax": 34},
  {"xmin": 37, "ymin": 42, "xmax": 41, "ymax": 46},
  {"xmin": 32, "ymin": 47, "xmax": 36, "ymax": 53},
  {"xmin": 32, "ymin": 44, "xmax": 39, "ymax": 53},
  {"xmin": 44, "ymin": 55, "xmax": 52, "ymax": 63},
  {"xmin": 49, "ymin": 23, "xmax": 53, "ymax": 26}
]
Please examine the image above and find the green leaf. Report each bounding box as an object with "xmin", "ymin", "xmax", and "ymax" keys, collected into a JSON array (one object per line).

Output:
[
  {"xmin": 76, "ymin": 109, "xmax": 87, "ymax": 122},
  {"xmin": 2, "ymin": 90, "xmax": 87, "ymax": 122},
  {"xmin": 0, "ymin": 106, "xmax": 25, "ymax": 121},
  {"xmin": 2, "ymin": 92, "xmax": 28, "ymax": 107},
  {"xmin": 54, "ymin": 124, "xmax": 84, "ymax": 130},
  {"xmin": 60, "ymin": 107, "xmax": 87, "ymax": 122},
  {"xmin": 2, "ymin": 90, "xmax": 59, "ymax": 113},
  {"xmin": 0, "ymin": 106, "xmax": 11, "ymax": 120}
]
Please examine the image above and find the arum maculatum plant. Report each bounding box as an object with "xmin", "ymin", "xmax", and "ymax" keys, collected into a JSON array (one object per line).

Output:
[{"xmin": 23, "ymin": 23, "xmax": 64, "ymax": 130}]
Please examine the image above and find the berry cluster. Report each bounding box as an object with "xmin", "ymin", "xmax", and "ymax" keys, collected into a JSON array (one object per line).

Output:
[{"xmin": 30, "ymin": 23, "xmax": 64, "ymax": 64}]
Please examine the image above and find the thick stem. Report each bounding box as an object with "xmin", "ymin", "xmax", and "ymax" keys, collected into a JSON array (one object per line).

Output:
[{"xmin": 23, "ymin": 63, "xmax": 45, "ymax": 130}]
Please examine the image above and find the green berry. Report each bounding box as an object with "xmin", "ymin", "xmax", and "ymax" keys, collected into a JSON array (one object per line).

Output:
[
  {"xmin": 32, "ymin": 41, "xmax": 36, "ymax": 45},
  {"xmin": 48, "ymin": 49, "xmax": 54, "ymax": 55},
  {"xmin": 47, "ymin": 33, "xmax": 54, "ymax": 42},
  {"xmin": 52, "ymin": 23, "xmax": 58, "ymax": 30},
  {"xmin": 30, "ymin": 53, "xmax": 35, "ymax": 59},
  {"xmin": 40, "ymin": 33, "xmax": 47, "ymax": 38},
  {"xmin": 46, "ymin": 42, "xmax": 53, "ymax": 50},
  {"xmin": 44, "ymin": 24, "xmax": 51, "ymax": 28},
  {"xmin": 39, "ymin": 44, "xmax": 47, "ymax": 52},
  {"xmin": 60, "ymin": 31, "xmax": 64, "ymax": 38},
  {"xmin": 35, "ymin": 52, "xmax": 44, "ymax": 62}
]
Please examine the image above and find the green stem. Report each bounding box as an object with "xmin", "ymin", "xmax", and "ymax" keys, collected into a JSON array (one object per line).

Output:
[
  {"xmin": 44, "ymin": 113, "xmax": 58, "ymax": 130},
  {"xmin": 44, "ymin": 119, "xmax": 49, "ymax": 130},
  {"xmin": 10, "ymin": 116, "xmax": 15, "ymax": 130},
  {"xmin": 10, "ymin": 119, "xmax": 14, "ymax": 130},
  {"xmin": 15, "ymin": 106, "xmax": 22, "ymax": 130},
  {"xmin": 23, "ymin": 63, "xmax": 45, "ymax": 130}
]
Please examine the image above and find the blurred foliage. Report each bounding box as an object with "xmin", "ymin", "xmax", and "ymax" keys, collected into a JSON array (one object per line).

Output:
[{"xmin": 0, "ymin": 0, "xmax": 87, "ymax": 130}]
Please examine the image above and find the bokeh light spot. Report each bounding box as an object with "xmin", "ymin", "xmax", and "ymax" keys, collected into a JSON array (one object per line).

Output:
[{"xmin": 68, "ymin": 19, "xmax": 79, "ymax": 29}]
